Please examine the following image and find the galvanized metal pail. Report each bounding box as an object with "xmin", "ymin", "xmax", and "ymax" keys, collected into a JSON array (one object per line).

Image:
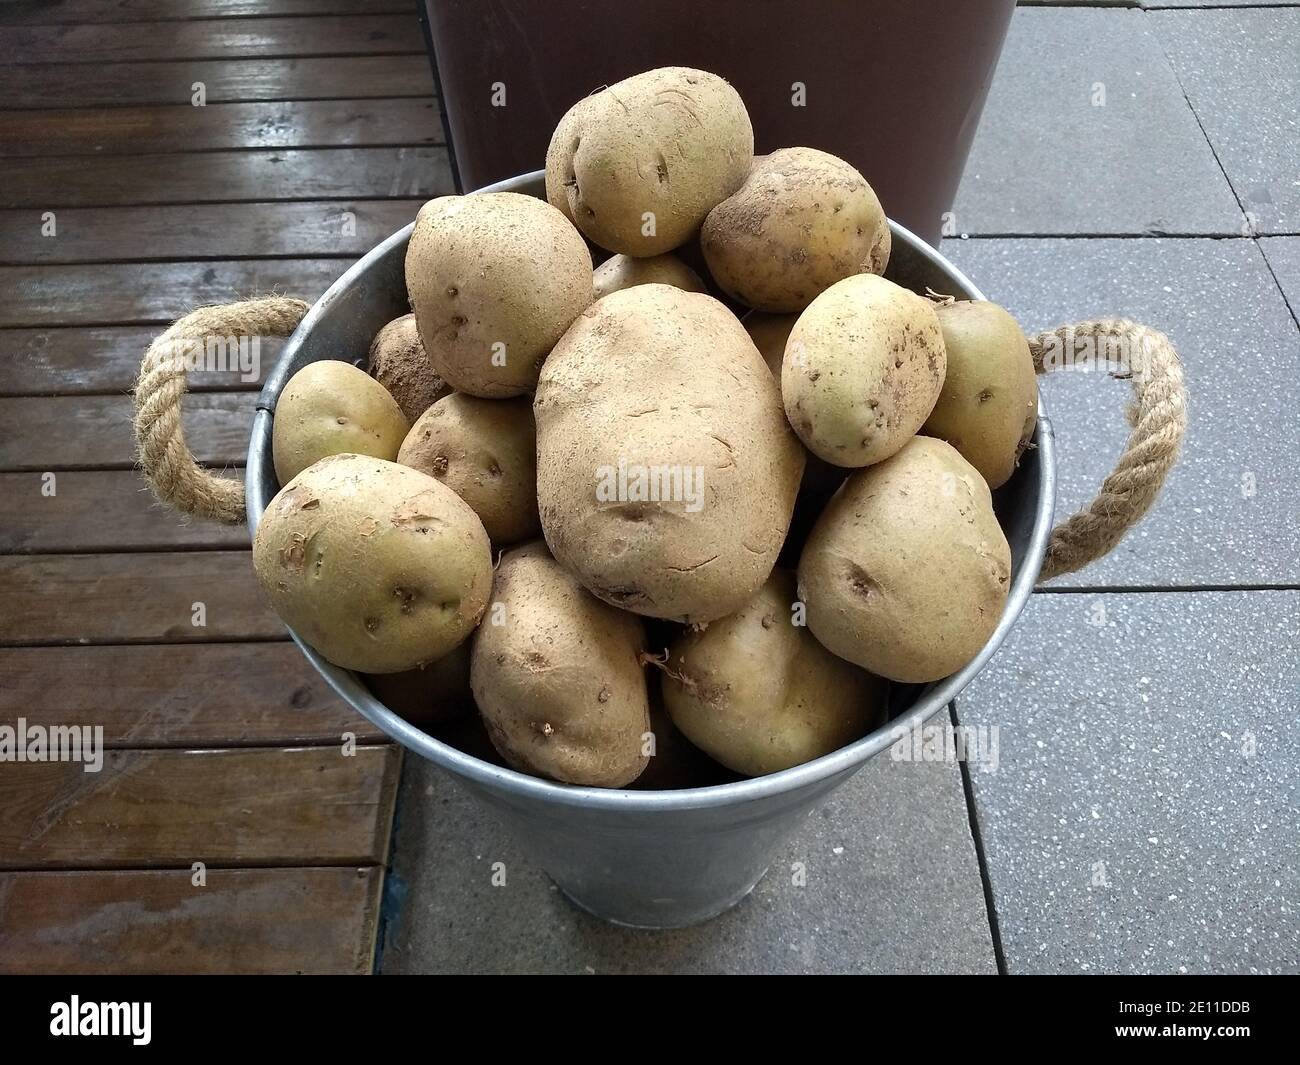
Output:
[{"xmin": 246, "ymin": 171, "xmax": 1057, "ymax": 928}]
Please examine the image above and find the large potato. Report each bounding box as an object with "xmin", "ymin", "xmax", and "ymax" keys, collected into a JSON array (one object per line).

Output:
[
  {"xmin": 470, "ymin": 541, "xmax": 650, "ymax": 788},
  {"xmin": 798, "ymin": 436, "xmax": 1011, "ymax": 683},
  {"xmin": 397, "ymin": 393, "xmax": 539, "ymax": 546},
  {"xmin": 592, "ymin": 252, "xmax": 706, "ymax": 301},
  {"xmin": 545, "ymin": 67, "xmax": 753, "ymax": 256},
  {"xmin": 253, "ymin": 454, "xmax": 492, "ymax": 673},
  {"xmin": 701, "ymin": 147, "xmax": 891, "ymax": 313},
  {"xmin": 404, "ymin": 192, "xmax": 592, "ymax": 398},
  {"xmin": 661, "ymin": 570, "xmax": 887, "ymax": 777},
  {"xmin": 535, "ymin": 284, "xmax": 804, "ymax": 624},
  {"xmin": 923, "ymin": 300, "xmax": 1038, "ymax": 489},
  {"xmin": 367, "ymin": 313, "xmax": 452, "ymax": 423},
  {"xmin": 783, "ymin": 274, "xmax": 945, "ymax": 467},
  {"xmin": 272, "ymin": 360, "xmax": 408, "ymax": 484}
]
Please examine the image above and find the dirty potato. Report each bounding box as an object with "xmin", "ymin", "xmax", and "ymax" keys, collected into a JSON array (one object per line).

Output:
[
  {"xmin": 782, "ymin": 273, "xmax": 945, "ymax": 467},
  {"xmin": 404, "ymin": 192, "xmax": 592, "ymax": 398},
  {"xmin": 701, "ymin": 147, "xmax": 890, "ymax": 312},
  {"xmin": 797, "ymin": 436, "xmax": 1011, "ymax": 683},
  {"xmin": 545, "ymin": 67, "xmax": 753, "ymax": 256},
  {"xmin": 470, "ymin": 541, "xmax": 651, "ymax": 788},
  {"xmin": 272, "ymin": 360, "xmax": 408, "ymax": 485},
  {"xmin": 252, "ymin": 454, "xmax": 492, "ymax": 673},
  {"xmin": 397, "ymin": 393, "xmax": 540, "ymax": 546}
]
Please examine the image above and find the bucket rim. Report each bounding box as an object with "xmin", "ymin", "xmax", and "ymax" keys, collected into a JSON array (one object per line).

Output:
[{"xmin": 246, "ymin": 169, "xmax": 1057, "ymax": 813}]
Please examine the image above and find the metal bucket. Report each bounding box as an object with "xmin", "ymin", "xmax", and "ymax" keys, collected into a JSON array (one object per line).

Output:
[{"xmin": 246, "ymin": 171, "xmax": 1057, "ymax": 928}]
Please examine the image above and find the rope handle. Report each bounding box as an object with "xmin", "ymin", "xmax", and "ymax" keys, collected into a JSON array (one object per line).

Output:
[
  {"xmin": 132, "ymin": 303, "xmax": 1187, "ymax": 580},
  {"xmin": 1029, "ymin": 318, "xmax": 1187, "ymax": 582},
  {"xmin": 133, "ymin": 295, "xmax": 309, "ymax": 525}
]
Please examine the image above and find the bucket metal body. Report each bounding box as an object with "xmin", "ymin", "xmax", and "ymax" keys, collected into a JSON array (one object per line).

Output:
[{"xmin": 247, "ymin": 172, "xmax": 1056, "ymax": 929}]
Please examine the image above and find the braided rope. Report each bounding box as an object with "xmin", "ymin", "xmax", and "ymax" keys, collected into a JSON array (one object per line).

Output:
[
  {"xmin": 132, "ymin": 296, "xmax": 309, "ymax": 524},
  {"xmin": 1029, "ymin": 318, "xmax": 1187, "ymax": 581}
]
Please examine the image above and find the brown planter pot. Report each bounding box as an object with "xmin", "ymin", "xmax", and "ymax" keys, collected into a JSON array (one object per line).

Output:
[{"xmin": 420, "ymin": 0, "xmax": 1015, "ymax": 245}]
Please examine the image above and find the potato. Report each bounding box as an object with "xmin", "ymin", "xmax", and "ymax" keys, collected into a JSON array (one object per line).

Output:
[
  {"xmin": 660, "ymin": 570, "xmax": 887, "ymax": 777},
  {"xmin": 923, "ymin": 300, "xmax": 1038, "ymax": 489},
  {"xmin": 397, "ymin": 393, "xmax": 539, "ymax": 546},
  {"xmin": 592, "ymin": 252, "xmax": 706, "ymax": 301},
  {"xmin": 367, "ymin": 313, "xmax": 452, "ymax": 423},
  {"xmin": 272, "ymin": 360, "xmax": 408, "ymax": 485},
  {"xmin": 701, "ymin": 147, "xmax": 891, "ymax": 313},
  {"xmin": 743, "ymin": 311, "xmax": 799, "ymax": 377},
  {"xmin": 798, "ymin": 436, "xmax": 1011, "ymax": 683},
  {"xmin": 404, "ymin": 192, "xmax": 593, "ymax": 398},
  {"xmin": 545, "ymin": 67, "xmax": 753, "ymax": 256},
  {"xmin": 364, "ymin": 641, "xmax": 473, "ymax": 729},
  {"xmin": 783, "ymin": 273, "xmax": 945, "ymax": 467},
  {"xmin": 535, "ymin": 284, "xmax": 804, "ymax": 624},
  {"xmin": 253, "ymin": 454, "xmax": 492, "ymax": 673},
  {"xmin": 470, "ymin": 541, "xmax": 650, "ymax": 788}
]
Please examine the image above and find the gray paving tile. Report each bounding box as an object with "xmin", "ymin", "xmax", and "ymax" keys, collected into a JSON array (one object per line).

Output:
[
  {"xmin": 1261, "ymin": 237, "xmax": 1300, "ymax": 322},
  {"xmin": 944, "ymin": 236, "xmax": 1300, "ymax": 588},
  {"xmin": 953, "ymin": 8, "xmax": 1243, "ymax": 235},
  {"xmin": 956, "ymin": 590, "xmax": 1300, "ymax": 974},
  {"xmin": 1151, "ymin": 9, "xmax": 1300, "ymax": 235},
  {"xmin": 380, "ymin": 744, "xmax": 996, "ymax": 974}
]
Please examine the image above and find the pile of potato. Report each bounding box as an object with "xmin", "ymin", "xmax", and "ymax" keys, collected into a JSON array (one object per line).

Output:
[{"xmin": 252, "ymin": 67, "xmax": 1037, "ymax": 789}]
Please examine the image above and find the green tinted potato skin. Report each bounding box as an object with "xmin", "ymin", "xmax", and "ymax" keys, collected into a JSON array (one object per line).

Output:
[
  {"xmin": 783, "ymin": 274, "xmax": 946, "ymax": 467},
  {"xmin": 470, "ymin": 541, "xmax": 651, "ymax": 788},
  {"xmin": 364, "ymin": 641, "xmax": 473, "ymax": 728},
  {"xmin": 404, "ymin": 192, "xmax": 593, "ymax": 398},
  {"xmin": 662, "ymin": 570, "xmax": 886, "ymax": 776},
  {"xmin": 272, "ymin": 361, "xmax": 408, "ymax": 485},
  {"xmin": 923, "ymin": 300, "xmax": 1039, "ymax": 489},
  {"xmin": 534, "ymin": 284, "xmax": 804, "ymax": 624},
  {"xmin": 545, "ymin": 67, "xmax": 753, "ymax": 256},
  {"xmin": 592, "ymin": 253, "xmax": 706, "ymax": 301},
  {"xmin": 397, "ymin": 393, "xmax": 540, "ymax": 546},
  {"xmin": 701, "ymin": 148, "xmax": 891, "ymax": 313},
  {"xmin": 252, "ymin": 454, "xmax": 492, "ymax": 673},
  {"xmin": 367, "ymin": 313, "xmax": 452, "ymax": 424},
  {"xmin": 798, "ymin": 436, "xmax": 1011, "ymax": 684}
]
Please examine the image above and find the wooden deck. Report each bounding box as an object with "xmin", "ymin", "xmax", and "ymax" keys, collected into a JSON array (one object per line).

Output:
[{"xmin": 0, "ymin": 0, "xmax": 452, "ymax": 974}]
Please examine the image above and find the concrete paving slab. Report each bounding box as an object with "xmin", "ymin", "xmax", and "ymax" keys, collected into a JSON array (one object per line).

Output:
[
  {"xmin": 953, "ymin": 7, "xmax": 1243, "ymax": 236},
  {"xmin": 1261, "ymin": 237, "xmax": 1300, "ymax": 324},
  {"xmin": 380, "ymin": 741, "xmax": 997, "ymax": 974},
  {"xmin": 955, "ymin": 589, "xmax": 1300, "ymax": 974},
  {"xmin": 1151, "ymin": 8, "xmax": 1300, "ymax": 235},
  {"xmin": 944, "ymin": 235, "xmax": 1300, "ymax": 588}
]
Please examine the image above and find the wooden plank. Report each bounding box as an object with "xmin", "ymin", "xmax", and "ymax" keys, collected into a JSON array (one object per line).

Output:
[
  {"xmin": 0, "ymin": 551, "xmax": 284, "ymax": 643},
  {"xmin": 4, "ymin": 0, "xmax": 413, "ymax": 24},
  {"xmin": 0, "ymin": 866, "xmax": 383, "ymax": 975},
  {"xmin": 0, "ymin": 146, "xmax": 451, "ymax": 209},
  {"xmin": 1, "ymin": 259, "xmax": 343, "ymax": 327},
  {"xmin": 0, "ymin": 98, "xmax": 440, "ymax": 157},
  {"xmin": 0, "ymin": 200, "xmax": 419, "ymax": 264},
  {"xmin": 0, "ymin": 15, "xmax": 425, "ymax": 64},
  {"xmin": 0, "ymin": 326, "xmax": 283, "ymax": 395},
  {"xmin": 0, "ymin": 55, "xmax": 433, "ymax": 109},
  {"xmin": 0, "ymin": 644, "xmax": 383, "ymax": 747},
  {"xmin": 0, "ymin": 471, "xmax": 253, "ymax": 551},
  {"xmin": 0, "ymin": 745, "xmax": 401, "ymax": 868},
  {"xmin": 0, "ymin": 393, "xmax": 251, "ymax": 470}
]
